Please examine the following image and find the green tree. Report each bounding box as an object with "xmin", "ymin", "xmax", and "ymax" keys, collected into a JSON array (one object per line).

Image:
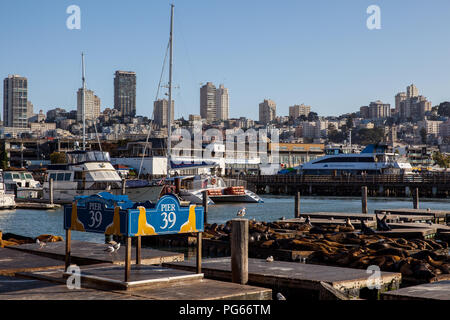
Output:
[
  {"xmin": 50, "ymin": 152, "xmax": 67, "ymax": 164},
  {"xmin": 0, "ymin": 141, "xmax": 8, "ymax": 170},
  {"xmin": 433, "ymin": 152, "xmax": 450, "ymax": 169}
]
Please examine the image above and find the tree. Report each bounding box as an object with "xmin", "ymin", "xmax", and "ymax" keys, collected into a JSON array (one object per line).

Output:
[
  {"xmin": 50, "ymin": 152, "xmax": 67, "ymax": 164},
  {"xmin": 307, "ymin": 112, "xmax": 319, "ymax": 122},
  {"xmin": 432, "ymin": 152, "xmax": 450, "ymax": 169},
  {"xmin": 0, "ymin": 141, "xmax": 8, "ymax": 170},
  {"xmin": 419, "ymin": 128, "xmax": 427, "ymax": 144}
]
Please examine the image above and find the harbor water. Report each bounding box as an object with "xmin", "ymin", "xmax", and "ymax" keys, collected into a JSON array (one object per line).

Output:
[{"xmin": 1, "ymin": 195, "xmax": 449, "ymax": 244}]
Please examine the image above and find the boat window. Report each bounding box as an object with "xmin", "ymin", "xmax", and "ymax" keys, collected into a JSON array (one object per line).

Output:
[
  {"xmin": 57, "ymin": 173, "xmax": 65, "ymax": 181},
  {"xmin": 4, "ymin": 173, "xmax": 12, "ymax": 180},
  {"xmin": 64, "ymin": 173, "xmax": 72, "ymax": 181},
  {"xmin": 13, "ymin": 173, "xmax": 20, "ymax": 179},
  {"xmin": 49, "ymin": 173, "xmax": 57, "ymax": 181},
  {"xmin": 25, "ymin": 173, "xmax": 33, "ymax": 179}
]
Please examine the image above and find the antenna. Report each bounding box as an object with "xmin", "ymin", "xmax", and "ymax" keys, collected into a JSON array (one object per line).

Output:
[
  {"xmin": 167, "ymin": 4, "xmax": 174, "ymax": 178},
  {"xmin": 81, "ymin": 52, "xmax": 86, "ymax": 151}
]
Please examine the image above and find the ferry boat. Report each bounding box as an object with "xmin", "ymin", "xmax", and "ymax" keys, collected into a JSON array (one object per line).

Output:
[
  {"xmin": 297, "ymin": 144, "xmax": 412, "ymax": 175},
  {"xmin": 178, "ymin": 175, "xmax": 263, "ymax": 204},
  {"xmin": 42, "ymin": 150, "xmax": 164, "ymax": 204},
  {"xmin": 0, "ymin": 170, "xmax": 16, "ymax": 209}
]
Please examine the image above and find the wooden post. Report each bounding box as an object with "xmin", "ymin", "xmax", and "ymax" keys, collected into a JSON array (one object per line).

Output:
[
  {"xmin": 121, "ymin": 178, "xmax": 126, "ymax": 195},
  {"xmin": 295, "ymin": 191, "xmax": 301, "ymax": 218},
  {"xmin": 231, "ymin": 218, "xmax": 248, "ymax": 285},
  {"xmin": 125, "ymin": 236, "xmax": 131, "ymax": 282},
  {"xmin": 196, "ymin": 232, "xmax": 202, "ymax": 274},
  {"xmin": 413, "ymin": 188, "xmax": 419, "ymax": 209},
  {"xmin": 202, "ymin": 190, "xmax": 208, "ymax": 224},
  {"xmin": 361, "ymin": 186, "xmax": 368, "ymax": 214},
  {"xmin": 136, "ymin": 236, "xmax": 141, "ymax": 265},
  {"xmin": 175, "ymin": 177, "xmax": 181, "ymax": 194},
  {"xmin": 65, "ymin": 229, "xmax": 71, "ymax": 271},
  {"xmin": 49, "ymin": 178, "xmax": 54, "ymax": 205}
]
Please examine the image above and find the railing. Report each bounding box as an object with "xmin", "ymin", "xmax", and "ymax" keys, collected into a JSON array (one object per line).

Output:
[{"xmin": 236, "ymin": 173, "xmax": 450, "ymax": 185}]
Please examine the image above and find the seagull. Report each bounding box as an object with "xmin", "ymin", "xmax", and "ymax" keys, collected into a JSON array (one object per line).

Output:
[
  {"xmin": 237, "ymin": 207, "xmax": 246, "ymax": 217},
  {"xmin": 266, "ymin": 256, "xmax": 274, "ymax": 262},
  {"xmin": 104, "ymin": 245, "xmax": 115, "ymax": 253},
  {"xmin": 36, "ymin": 238, "xmax": 46, "ymax": 249},
  {"xmin": 108, "ymin": 240, "xmax": 121, "ymax": 252},
  {"xmin": 276, "ymin": 293, "xmax": 286, "ymax": 300}
]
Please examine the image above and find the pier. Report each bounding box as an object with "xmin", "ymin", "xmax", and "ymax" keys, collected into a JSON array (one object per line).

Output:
[{"xmin": 241, "ymin": 173, "xmax": 450, "ymax": 198}]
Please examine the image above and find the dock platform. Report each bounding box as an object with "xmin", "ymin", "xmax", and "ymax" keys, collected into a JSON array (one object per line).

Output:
[
  {"xmin": 276, "ymin": 217, "xmax": 376, "ymax": 229},
  {"xmin": 0, "ymin": 247, "xmax": 64, "ymax": 276},
  {"xmin": 14, "ymin": 202, "xmax": 61, "ymax": 210},
  {"xmin": 164, "ymin": 257, "xmax": 401, "ymax": 300},
  {"xmin": 375, "ymin": 228, "xmax": 436, "ymax": 239},
  {"xmin": 375, "ymin": 208, "xmax": 449, "ymax": 224},
  {"xmin": 381, "ymin": 280, "xmax": 450, "ymax": 300},
  {"xmin": 6, "ymin": 240, "xmax": 184, "ymax": 266}
]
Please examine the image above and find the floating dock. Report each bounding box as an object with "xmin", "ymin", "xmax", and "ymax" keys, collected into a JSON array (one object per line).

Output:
[
  {"xmin": 0, "ymin": 247, "xmax": 64, "ymax": 276},
  {"xmin": 381, "ymin": 281, "xmax": 450, "ymax": 300},
  {"xmin": 6, "ymin": 240, "xmax": 184, "ymax": 266},
  {"xmin": 375, "ymin": 208, "xmax": 449, "ymax": 224},
  {"xmin": 276, "ymin": 217, "xmax": 377, "ymax": 229},
  {"xmin": 164, "ymin": 257, "xmax": 401, "ymax": 300},
  {"xmin": 14, "ymin": 202, "xmax": 61, "ymax": 210}
]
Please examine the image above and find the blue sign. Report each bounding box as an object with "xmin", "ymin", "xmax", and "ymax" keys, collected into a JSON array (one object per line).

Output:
[{"xmin": 64, "ymin": 193, "xmax": 204, "ymax": 237}]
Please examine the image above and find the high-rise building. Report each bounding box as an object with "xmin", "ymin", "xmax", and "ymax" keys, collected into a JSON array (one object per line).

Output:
[
  {"xmin": 3, "ymin": 75, "xmax": 28, "ymax": 128},
  {"xmin": 289, "ymin": 104, "xmax": 311, "ymax": 119},
  {"xmin": 77, "ymin": 88, "xmax": 101, "ymax": 122},
  {"xmin": 259, "ymin": 99, "xmax": 276, "ymax": 124},
  {"xmin": 215, "ymin": 84, "xmax": 229, "ymax": 121},
  {"xmin": 368, "ymin": 100, "xmax": 391, "ymax": 119},
  {"xmin": 200, "ymin": 82, "xmax": 217, "ymax": 121},
  {"xmin": 114, "ymin": 71, "xmax": 136, "ymax": 117},
  {"xmin": 407, "ymin": 84, "xmax": 419, "ymax": 98},
  {"xmin": 395, "ymin": 92, "xmax": 407, "ymax": 113},
  {"xmin": 153, "ymin": 99, "xmax": 174, "ymax": 127},
  {"xmin": 27, "ymin": 101, "xmax": 34, "ymax": 122}
]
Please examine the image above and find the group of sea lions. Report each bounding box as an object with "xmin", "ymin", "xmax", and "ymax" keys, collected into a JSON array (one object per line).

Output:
[{"xmin": 202, "ymin": 219, "xmax": 449, "ymax": 282}]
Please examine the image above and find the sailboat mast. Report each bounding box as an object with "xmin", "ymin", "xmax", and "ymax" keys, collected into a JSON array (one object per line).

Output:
[
  {"xmin": 81, "ymin": 52, "xmax": 86, "ymax": 151},
  {"xmin": 167, "ymin": 4, "xmax": 174, "ymax": 178}
]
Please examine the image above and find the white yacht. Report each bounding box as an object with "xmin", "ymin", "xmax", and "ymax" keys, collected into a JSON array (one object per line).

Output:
[
  {"xmin": 0, "ymin": 170, "xmax": 16, "ymax": 209},
  {"xmin": 179, "ymin": 175, "xmax": 263, "ymax": 204},
  {"xmin": 3, "ymin": 170, "xmax": 42, "ymax": 199},
  {"xmin": 42, "ymin": 150, "xmax": 163, "ymax": 204},
  {"xmin": 297, "ymin": 144, "xmax": 412, "ymax": 175}
]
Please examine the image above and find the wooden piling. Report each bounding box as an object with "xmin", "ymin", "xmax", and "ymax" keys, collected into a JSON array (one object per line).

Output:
[
  {"xmin": 196, "ymin": 232, "xmax": 202, "ymax": 274},
  {"xmin": 202, "ymin": 190, "xmax": 208, "ymax": 224},
  {"xmin": 231, "ymin": 218, "xmax": 248, "ymax": 285},
  {"xmin": 49, "ymin": 178, "xmax": 54, "ymax": 205},
  {"xmin": 125, "ymin": 236, "xmax": 131, "ymax": 282},
  {"xmin": 295, "ymin": 191, "xmax": 301, "ymax": 218},
  {"xmin": 65, "ymin": 229, "xmax": 71, "ymax": 271},
  {"xmin": 121, "ymin": 178, "xmax": 126, "ymax": 195},
  {"xmin": 413, "ymin": 188, "xmax": 419, "ymax": 209},
  {"xmin": 175, "ymin": 177, "xmax": 181, "ymax": 194},
  {"xmin": 136, "ymin": 236, "xmax": 141, "ymax": 265},
  {"xmin": 361, "ymin": 186, "xmax": 368, "ymax": 214}
]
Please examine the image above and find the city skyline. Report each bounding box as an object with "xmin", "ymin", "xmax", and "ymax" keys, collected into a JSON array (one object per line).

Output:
[{"xmin": 2, "ymin": 1, "xmax": 450, "ymax": 121}]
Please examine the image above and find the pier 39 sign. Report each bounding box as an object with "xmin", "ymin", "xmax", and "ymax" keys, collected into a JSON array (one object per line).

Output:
[{"xmin": 64, "ymin": 194, "xmax": 204, "ymax": 237}]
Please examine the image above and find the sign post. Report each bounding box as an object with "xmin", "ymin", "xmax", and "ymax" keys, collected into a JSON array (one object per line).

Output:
[{"xmin": 64, "ymin": 193, "xmax": 204, "ymax": 282}]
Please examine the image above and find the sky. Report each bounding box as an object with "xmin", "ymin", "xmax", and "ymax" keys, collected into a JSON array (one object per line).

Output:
[{"xmin": 1, "ymin": 0, "xmax": 450, "ymax": 121}]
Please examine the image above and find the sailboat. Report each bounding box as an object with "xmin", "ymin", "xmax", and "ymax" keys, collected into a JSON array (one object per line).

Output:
[{"xmin": 42, "ymin": 54, "xmax": 164, "ymax": 204}]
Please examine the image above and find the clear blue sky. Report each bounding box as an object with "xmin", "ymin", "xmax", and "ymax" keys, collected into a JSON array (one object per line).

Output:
[{"xmin": 1, "ymin": 0, "xmax": 450, "ymax": 120}]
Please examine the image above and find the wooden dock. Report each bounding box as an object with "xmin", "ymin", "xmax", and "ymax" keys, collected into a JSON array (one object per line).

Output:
[
  {"xmin": 381, "ymin": 281, "xmax": 450, "ymax": 300},
  {"xmin": 375, "ymin": 228, "xmax": 436, "ymax": 239},
  {"xmin": 276, "ymin": 217, "xmax": 377, "ymax": 229},
  {"xmin": 6, "ymin": 240, "xmax": 184, "ymax": 266},
  {"xmin": 285, "ymin": 212, "xmax": 433, "ymax": 223},
  {"xmin": 0, "ymin": 247, "xmax": 65, "ymax": 276},
  {"xmin": 164, "ymin": 257, "xmax": 401, "ymax": 300},
  {"xmin": 13, "ymin": 268, "xmax": 271, "ymax": 300},
  {"xmin": 14, "ymin": 202, "xmax": 61, "ymax": 210},
  {"xmin": 375, "ymin": 208, "xmax": 449, "ymax": 224}
]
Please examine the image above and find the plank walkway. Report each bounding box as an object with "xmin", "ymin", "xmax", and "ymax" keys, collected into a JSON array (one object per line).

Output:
[
  {"xmin": 381, "ymin": 280, "xmax": 450, "ymax": 300},
  {"xmin": 6, "ymin": 240, "xmax": 184, "ymax": 265},
  {"xmin": 0, "ymin": 247, "xmax": 64, "ymax": 276},
  {"xmin": 164, "ymin": 257, "xmax": 401, "ymax": 299}
]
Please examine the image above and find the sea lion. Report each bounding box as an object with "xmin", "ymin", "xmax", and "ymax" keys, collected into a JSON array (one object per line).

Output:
[
  {"xmin": 376, "ymin": 214, "xmax": 391, "ymax": 231},
  {"xmin": 360, "ymin": 219, "xmax": 376, "ymax": 235}
]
